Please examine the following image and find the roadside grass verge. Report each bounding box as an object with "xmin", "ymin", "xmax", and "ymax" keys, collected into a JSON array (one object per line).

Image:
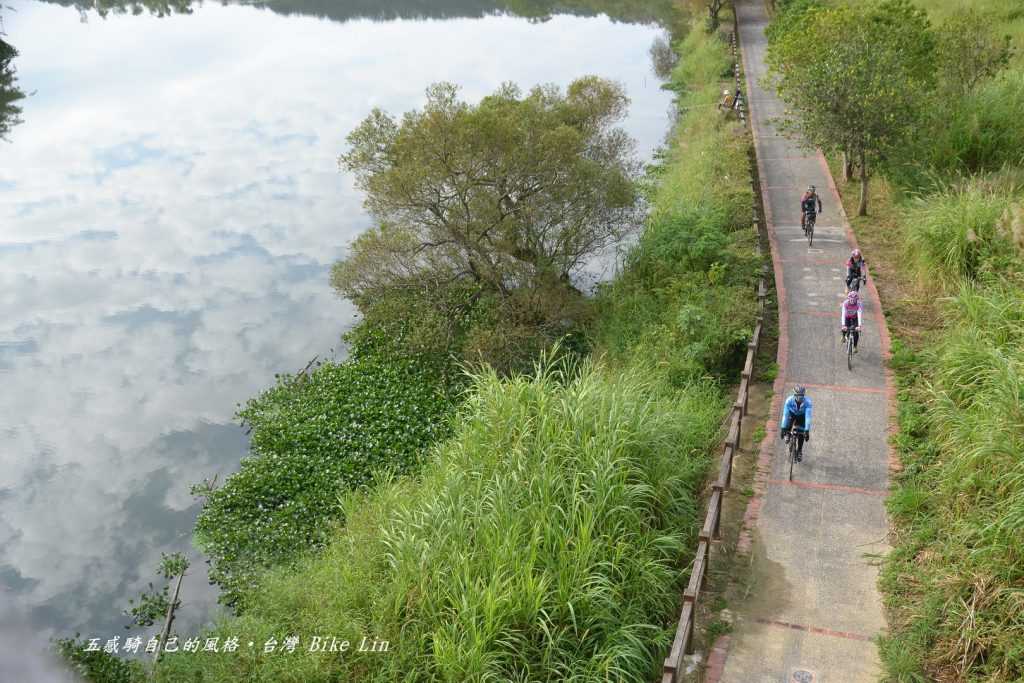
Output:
[{"xmin": 832, "ymin": 158, "xmax": 1024, "ymax": 682}]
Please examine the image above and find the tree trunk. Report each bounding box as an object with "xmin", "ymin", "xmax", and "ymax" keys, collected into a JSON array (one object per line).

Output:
[
  {"xmin": 842, "ymin": 151, "xmax": 852, "ymax": 183},
  {"xmin": 154, "ymin": 569, "xmax": 185, "ymax": 663},
  {"xmin": 857, "ymin": 150, "xmax": 868, "ymax": 216},
  {"xmin": 708, "ymin": 0, "xmax": 722, "ymax": 31}
]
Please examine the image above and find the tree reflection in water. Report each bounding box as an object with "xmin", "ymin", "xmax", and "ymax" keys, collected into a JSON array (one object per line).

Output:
[{"xmin": 0, "ymin": 37, "xmax": 25, "ymax": 141}]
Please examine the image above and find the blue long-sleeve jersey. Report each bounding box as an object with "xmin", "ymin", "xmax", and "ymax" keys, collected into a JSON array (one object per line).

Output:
[{"xmin": 779, "ymin": 395, "xmax": 813, "ymax": 432}]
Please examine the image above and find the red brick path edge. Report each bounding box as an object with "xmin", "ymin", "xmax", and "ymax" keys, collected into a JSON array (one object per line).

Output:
[{"xmin": 705, "ymin": 635, "xmax": 733, "ymax": 682}]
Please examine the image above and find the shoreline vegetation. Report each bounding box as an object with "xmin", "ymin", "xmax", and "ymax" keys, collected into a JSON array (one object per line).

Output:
[
  {"xmin": 150, "ymin": 10, "xmax": 756, "ymax": 683},
  {"xmin": 765, "ymin": 0, "xmax": 1023, "ymax": 680},
  {"xmin": 57, "ymin": 3, "xmax": 763, "ymax": 681}
]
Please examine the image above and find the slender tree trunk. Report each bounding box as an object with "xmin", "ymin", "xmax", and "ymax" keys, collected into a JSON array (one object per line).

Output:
[
  {"xmin": 842, "ymin": 151, "xmax": 852, "ymax": 183},
  {"xmin": 857, "ymin": 150, "xmax": 869, "ymax": 216},
  {"xmin": 708, "ymin": 0, "xmax": 722, "ymax": 31},
  {"xmin": 154, "ymin": 570, "xmax": 185, "ymax": 664}
]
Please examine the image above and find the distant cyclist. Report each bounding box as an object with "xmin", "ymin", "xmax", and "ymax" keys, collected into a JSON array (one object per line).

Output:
[
  {"xmin": 780, "ymin": 385, "xmax": 813, "ymax": 462},
  {"xmin": 800, "ymin": 185, "xmax": 823, "ymax": 231},
  {"xmin": 841, "ymin": 290, "xmax": 864, "ymax": 353},
  {"xmin": 846, "ymin": 249, "xmax": 867, "ymax": 291}
]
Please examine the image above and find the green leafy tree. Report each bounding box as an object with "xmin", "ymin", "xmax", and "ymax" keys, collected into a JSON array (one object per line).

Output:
[
  {"xmin": 766, "ymin": 0, "xmax": 936, "ymax": 215},
  {"xmin": 935, "ymin": 8, "xmax": 1014, "ymax": 96},
  {"xmin": 123, "ymin": 552, "xmax": 188, "ymax": 630},
  {"xmin": 335, "ymin": 77, "xmax": 642, "ymax": 373}
]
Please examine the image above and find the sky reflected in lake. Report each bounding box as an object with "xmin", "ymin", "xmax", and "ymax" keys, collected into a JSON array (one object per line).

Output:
[{"xmin": 0, "ymin": 0, "xmax": 671, "ymax": 669}]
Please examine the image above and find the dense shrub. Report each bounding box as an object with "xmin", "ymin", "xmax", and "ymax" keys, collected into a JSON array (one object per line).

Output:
[
  {"xmin": 156, "ymin": 361, "xmax": 724, "ymax": 683},
  {"xmin": 891, "ymin": 72, "xmax": 1024, "ymax": 186},
  {"xmin": 194, "ymin": 330, "xmax": 459, "ymax": 608},
  {"xmin": 903, "ymin": 178, "xmax": 1022, "ymax": 288},
  {"xmin": 764, "ymin": 0, "xmax": 824, "ymax": 44},
  {"xmin": 55, "ymin": 636, "xmax": 145, "ymax": 683}
]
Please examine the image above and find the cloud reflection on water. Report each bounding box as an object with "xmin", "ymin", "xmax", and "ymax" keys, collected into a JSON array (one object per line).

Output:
[{"xmin": 0, "ymin": 0, "xmax": 671, "ymax": 664}]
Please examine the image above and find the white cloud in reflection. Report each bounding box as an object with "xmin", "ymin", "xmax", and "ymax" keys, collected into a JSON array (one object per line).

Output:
[{"xmin": 0, "ymin": 0, "xmax": 670, "ymax": 662}]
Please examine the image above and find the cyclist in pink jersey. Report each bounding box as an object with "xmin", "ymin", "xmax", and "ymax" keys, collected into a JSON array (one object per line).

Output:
[{"xmin": 841, "ymin": 290, "xmax": 864, "ymax": 353}]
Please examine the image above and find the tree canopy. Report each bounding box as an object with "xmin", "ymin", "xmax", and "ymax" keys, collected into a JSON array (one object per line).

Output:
[
  {"xmin": 334, "ymin": 77, "xmax": 642, "ymax": 371},
  {"xmin": 934, "ymin": 7, "xmax": 1014, "ymax": 97},
  {"xmin": 766, "ymin": 0, "xmax": 936, "ymax": 215}
]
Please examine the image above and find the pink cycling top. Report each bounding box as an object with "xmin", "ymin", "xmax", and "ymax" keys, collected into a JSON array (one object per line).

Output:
[{"xmin": 842, "ymin": 299, "xmax": 863, "ymax": 327}]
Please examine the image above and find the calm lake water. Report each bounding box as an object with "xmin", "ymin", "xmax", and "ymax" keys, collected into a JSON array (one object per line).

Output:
[{"xmin": 0, "ymin": 0, "xmax": 671, "ymax": 674}]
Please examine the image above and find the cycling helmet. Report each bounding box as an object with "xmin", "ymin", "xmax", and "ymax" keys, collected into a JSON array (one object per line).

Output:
[
  {"xmin": 794, "ymin": 385, "xmax": 806, "ymax": 398},
  {"xmin": 808, "ymin": 185, "xmax": 816, "ymax": 192},
  {"xmin": 847, "ymin": 290, "xmax": 859, "ymax": 302},
  {"xmin": 851, "ymin": 249, "xmax": 861, "ymax": 259}
]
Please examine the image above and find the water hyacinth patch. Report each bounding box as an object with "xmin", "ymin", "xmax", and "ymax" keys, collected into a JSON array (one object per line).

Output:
[{"xmin": 194, "ymin": 347, "xmax": 459, "ymax": 609}]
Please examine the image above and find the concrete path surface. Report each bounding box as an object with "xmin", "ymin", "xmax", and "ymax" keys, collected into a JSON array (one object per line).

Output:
[{"xmin": 719, "ymin": 2, "xmax": 894, "ymax": 681}]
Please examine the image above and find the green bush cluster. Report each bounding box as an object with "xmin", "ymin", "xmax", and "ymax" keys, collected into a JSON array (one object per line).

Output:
[
  {"xmin": 903, "ymin": 177, "xmax": 1023, "ymax": 288},
  {"xmin": 155, "ymin": 361, "xmax": 724, "ymax": 683},
  {"xmin": 55, "ymin": 637, "xmax": 145, "ymax": 683},
  {"xmin": 193, "ymin": 331, "xmax": 459, "ymax": 608},
  {"xmin": 891, "ymin": 72, "xmax": 1024, "ymax": 187}
]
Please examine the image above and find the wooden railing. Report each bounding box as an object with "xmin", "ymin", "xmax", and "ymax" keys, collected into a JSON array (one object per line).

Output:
[{"xmin": 659, "ymin": 25, "xmax": 767, "ymax": 683}]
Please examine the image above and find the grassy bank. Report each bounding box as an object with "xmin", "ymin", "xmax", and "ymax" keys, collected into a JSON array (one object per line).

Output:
[
  {"xmin": 829, "ymin": 92, "xmax": 1024, "ymax": 683},
  {"xmin": 142, "ymin": 17, "xmax": 757, "ymax": 683},
  {"xmin": 864, "ymin": 181, "xmax": 1024, "ymax": 683}
]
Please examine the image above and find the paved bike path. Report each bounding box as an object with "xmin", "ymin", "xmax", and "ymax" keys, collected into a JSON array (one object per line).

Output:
[{"xmin": 720, "ymin": 2, "xmax": 893, "ymax": 680}]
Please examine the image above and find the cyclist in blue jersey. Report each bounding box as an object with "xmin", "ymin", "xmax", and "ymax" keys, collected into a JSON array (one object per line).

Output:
[{"xmin": 780, "ymin": 385, "xmax": 813, "ymax": 462}]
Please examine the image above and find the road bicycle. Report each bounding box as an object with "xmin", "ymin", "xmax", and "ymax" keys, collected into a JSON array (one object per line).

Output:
[
  {"xmin": 803, "ymin": 211, "xmax": 815, "ymax": 247},
  {"xmin": 784, "ymin": 428, "xmax": 807, "ymax": 481},
  {"xmin": 842, "ymin": 326, "xmax": 860, "ymax": 370}
]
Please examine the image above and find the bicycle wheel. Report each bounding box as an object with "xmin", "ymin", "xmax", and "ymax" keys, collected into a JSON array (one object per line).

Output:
[
  {"xmin": 847, "ymin": 333, "xmax": 854, "ymax": 370},
  {"xmin": 787, "ymin": 436, "xmax": 796, "ymax": 481},
  {"xmin": 807, "ymin": 218, "xmax": 814, "ymax": 247}
]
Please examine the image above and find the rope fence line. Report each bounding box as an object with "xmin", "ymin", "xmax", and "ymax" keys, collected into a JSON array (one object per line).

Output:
[{"xmin": 659, "ymin": 25, "xmax": 766, "ymax": 683}]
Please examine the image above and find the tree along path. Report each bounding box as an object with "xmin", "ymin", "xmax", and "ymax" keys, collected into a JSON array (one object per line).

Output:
[{"xmin": 716, "ymin": 2, "xmax": 894, "ymax": 680}]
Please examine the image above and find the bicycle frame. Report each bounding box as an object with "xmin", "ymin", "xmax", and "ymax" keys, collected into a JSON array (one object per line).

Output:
[{"xmin": 786, "ymin": 428, "xmax": 807, "ymax": 481}]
